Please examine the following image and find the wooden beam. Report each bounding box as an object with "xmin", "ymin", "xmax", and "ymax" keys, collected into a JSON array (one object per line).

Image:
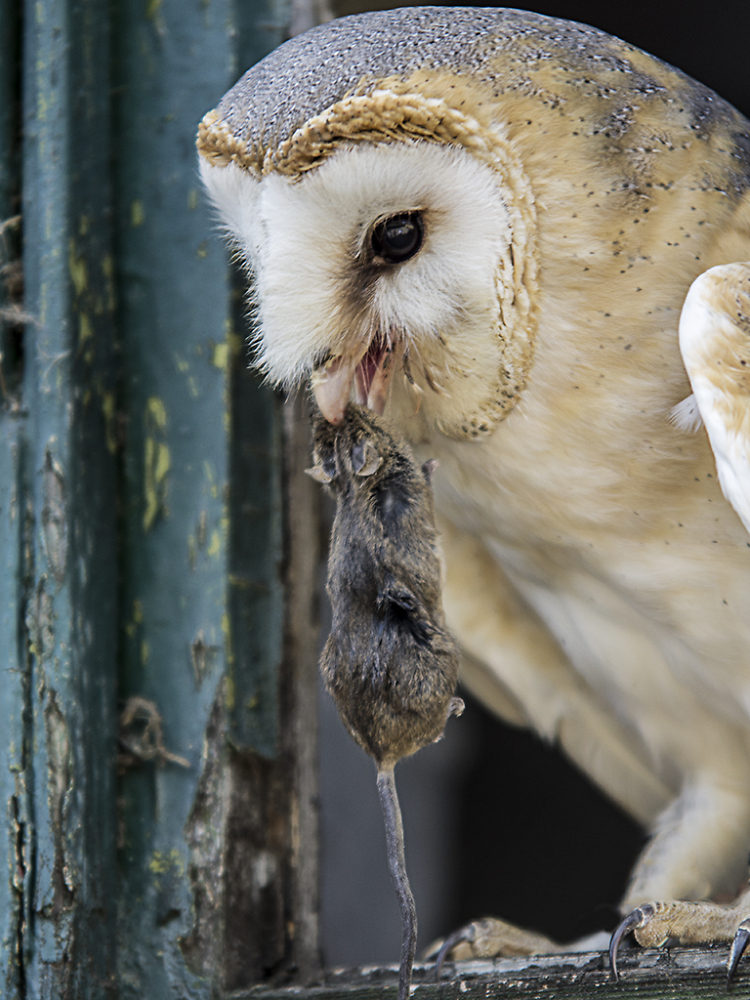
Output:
[{"xmin": 226, "ymin": 946, "xmax": 748, "ymax": 999}]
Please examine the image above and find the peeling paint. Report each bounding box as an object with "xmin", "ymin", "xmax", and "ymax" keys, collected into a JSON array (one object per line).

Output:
[
  {"xmin": 211, "ymin": 342, "xmax": 228, "ymax": 370},
  {"xmin": 180, "ymin": 693, "xmax": 230, "ymax": 980},
  {"xmin": 191, "ymin": 631, "xmax": 219, "ymax": 688},
  {"xmin": 143, "ymin": 397, "xmax": 171, "ymax": 531},
  {"xmin": 196, "ymin": 510, "xmax": 207, "ymax": 548},
  {"xmin": 102, "ymin": 390, "xmax": 117, "ymax": 455},
  {"xmin": 221, "ymin": 613, "xmax": 232, "ymax": 669},
  {"xmin": 187, "ymin": 534, "xmax": 197, "ymax": 571},
  {"xmin": 101, "ymin": 254, "xmax": 116, "ymax": 312},
  {"xmin": 79, "ymin": 312, "xmax": 92, "ymax": 344},
  {"xmin": 207, "ymin": 530, "xmax": 221, "ymax": 558},
  {"xmin": 43, "ymin": 689, "xmax": 76, "ymax": 915},
  {"xmin": 68, "ymin": 238, "xmax": 87, "ymax": 296},
  {"xmin": 27, "ymin": 577, "xmax": 55, "ymax": 662},
  {"xmin": 10, "ymin": 790, "xmax": 27, "ymax": 993},
  {"xmin": 130, "ymin": 200, "xmax": 145, "ymax": 227},
  {"xmin": 41, "ymin": 449, "xmax": 67, "ymax": 584},
  {"xmin": 149, "ymin": 848, "xmax": 183, "ymax": 877}
]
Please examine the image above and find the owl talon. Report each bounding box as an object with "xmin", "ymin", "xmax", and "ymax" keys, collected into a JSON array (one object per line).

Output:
[
  {"xmin": 727, "ymin": 921, "xmax": 750, "ymax": 985},
  {"xmin": 609, "ymin": 905, "xmax": 655, "ymax": 981},
  {"xmin": 434, "ymin": 926, "xmax": 474, "ymax": 981}
]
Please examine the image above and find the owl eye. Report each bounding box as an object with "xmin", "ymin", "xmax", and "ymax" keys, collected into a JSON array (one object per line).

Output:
[{"xmin": 371, "ymin": 213, "xmax": 424, "ymax": 264}]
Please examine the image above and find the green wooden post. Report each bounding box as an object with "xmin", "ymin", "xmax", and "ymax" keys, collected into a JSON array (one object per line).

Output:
[
  {"xmin": 1, "ymin": 0, "xmax": 318, "ymax": 994},
  {"xmin": 112, "ymin": 0, "xmax": 318, "ymax": 996},
  {"xmin": 0, "ymin": 1, "xmax": 23, "ymax": 994},
  {"xmin": 111, "ymin": 0, "xmax": 240, "ymax": 992},
  {"xmin": 17, "ymin": 0, "xmax": 119, "ymax": 996}
]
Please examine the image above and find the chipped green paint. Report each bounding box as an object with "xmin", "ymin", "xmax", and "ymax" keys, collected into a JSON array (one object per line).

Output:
[
  {"xmin": 207, "ymin": 529, "xmax": 221, "ymax": 558},
  {"xmin": 102, "ymin": 390, "xmax": 117, "ymax": 454},
  {"xmin": 68, "ymin": 237, "xmax": 88, "ymax": 296},
  {"xmin": 149, "ymin": 847, "xmax": 184, "ymax": 876},
  {"xmin": 130, "ymin": 199, "xmax": 145, "ymax": 226},
  {"xmin": 143, "ymin": 397, "xmax": 171, "ymax": 531},
  {"xmin": 212, "ymin": 340, "xmax": 229, "ymax": 369},
  {"xmin": 79, "ymin": 312, "xmax": 92, "ymax": 343}
]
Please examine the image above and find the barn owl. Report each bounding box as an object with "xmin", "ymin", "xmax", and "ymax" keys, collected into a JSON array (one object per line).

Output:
[{"xmin": 197, "ymin": 6, "xmax": 750, "ymax": 976}]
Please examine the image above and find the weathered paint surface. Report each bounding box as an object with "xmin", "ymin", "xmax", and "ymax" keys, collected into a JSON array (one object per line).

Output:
[
  {"xmin": 0, "ymin": 1, "xmax": 23, "ymax": 993},
  {"xmin": 15, "ymin": 0, "xmax": 120, "ymax": 996},
  {"xmin": 112, "ymin": 0, "xmax": 237, "ymax": 983},
  {"xmin": 0, "ymin": 431, "xmax": 26, "ymax": 999},
  {"xmin": 112, "ymin": 0, "xmax": 295, "ymax": 996},
  {"xmin": 1, "ymin": 0, "xmax": 307, "ymax": 995}
]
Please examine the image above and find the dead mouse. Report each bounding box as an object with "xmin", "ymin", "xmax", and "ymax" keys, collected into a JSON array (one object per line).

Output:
[{"xmin": 308, "ymin": 403, "xmax": 463, "ymax": 1000}]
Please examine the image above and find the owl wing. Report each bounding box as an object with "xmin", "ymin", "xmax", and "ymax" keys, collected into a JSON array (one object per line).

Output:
[
  {"xmin": 679, "ymin": 264, "xmax": 750, "ymax": 536},
  {"xmin": 438, "ymin": 516, "xmax": 674, "ymax": 828}
]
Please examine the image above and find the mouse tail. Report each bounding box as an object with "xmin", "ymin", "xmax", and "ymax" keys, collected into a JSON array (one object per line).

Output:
[{"xmin": 377, "ymin": 766, "xmax": 417, "ymax": 1000}]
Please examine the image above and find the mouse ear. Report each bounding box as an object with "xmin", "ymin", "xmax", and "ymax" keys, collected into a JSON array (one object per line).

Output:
[{"xmin": 351, "ymin": 438, "xmax": 382, "ymax": 477}]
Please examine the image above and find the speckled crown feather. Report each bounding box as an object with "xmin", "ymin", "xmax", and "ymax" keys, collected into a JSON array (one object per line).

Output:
[{"xmin": 196, "ymin": 5, "xmax": 719, "ymax": 174}]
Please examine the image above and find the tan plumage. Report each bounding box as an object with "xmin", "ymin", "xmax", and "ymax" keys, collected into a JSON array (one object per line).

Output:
[{"xmin": 198, "ymin": 6, "xmax": 750, "ymax": 964}]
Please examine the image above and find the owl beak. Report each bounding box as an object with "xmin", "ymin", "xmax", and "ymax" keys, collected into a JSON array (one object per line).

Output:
[
  {"xmin": 310, "ymin": 352, "xmax": 363, "ymax": 425},
  {"xmin": 311, "ymin": 339, "xmax": 401, "ymax": 424}
]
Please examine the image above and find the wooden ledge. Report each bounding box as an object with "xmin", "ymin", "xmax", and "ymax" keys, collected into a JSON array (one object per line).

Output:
[{"xmin": 228, "ymin": 946, "xmax": 745, "ymax": 998}]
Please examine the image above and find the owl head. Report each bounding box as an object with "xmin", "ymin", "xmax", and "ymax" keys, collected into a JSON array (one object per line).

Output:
[{"xmin": 197, "ymin": 6, "xmax": 732, "ymax": 442}]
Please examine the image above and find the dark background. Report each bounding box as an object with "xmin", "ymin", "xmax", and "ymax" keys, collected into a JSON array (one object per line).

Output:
[{"xmin": 317, "ymin": 0, "xmax": 750, "ymax": 969}]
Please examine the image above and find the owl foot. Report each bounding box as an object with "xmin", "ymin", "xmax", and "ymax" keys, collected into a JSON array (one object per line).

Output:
[
  {"xmin": 609, "ymin": 899, "xmax": 750, "ymax": 984},
  {"xmin": 429, "ymin": 917, "xmax": 562, "ymax": 980}
]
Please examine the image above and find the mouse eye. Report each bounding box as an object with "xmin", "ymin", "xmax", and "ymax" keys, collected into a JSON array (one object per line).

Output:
[{"xmin": 371, "ymin": 212, "xmax": 424, "ymax": 264}]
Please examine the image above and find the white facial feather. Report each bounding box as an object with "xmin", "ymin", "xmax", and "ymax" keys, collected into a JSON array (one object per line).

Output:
[
  {"xmin": 199, "ymin": 155, "xmax": 262, "ymax": 265},
  {"xmin": 201, "ymin": 141, "xmax": 512, "ymax": 390}
]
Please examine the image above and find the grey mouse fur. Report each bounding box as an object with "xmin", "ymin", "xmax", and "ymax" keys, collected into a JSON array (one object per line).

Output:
[{"xmin": 308, "ymin": 403, "xmax": 462, "ymax": 1000}]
